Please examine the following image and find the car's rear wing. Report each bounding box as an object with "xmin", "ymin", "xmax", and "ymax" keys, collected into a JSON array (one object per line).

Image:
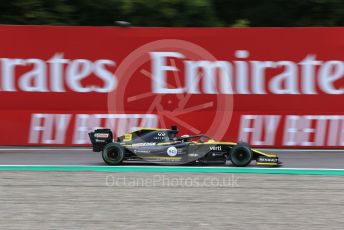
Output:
[{"xmin": 88, "ymin": 129, "xmax": 113, "ymax": 152}]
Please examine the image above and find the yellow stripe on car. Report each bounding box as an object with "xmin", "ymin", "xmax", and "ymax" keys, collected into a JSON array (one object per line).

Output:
[
  {"xmin": 256, "ymin": 162, "xmax": 279, "ymax": 166},
  {"xmin": 252, "ymin": 149, "xmax": 277, "ymax": 157}
]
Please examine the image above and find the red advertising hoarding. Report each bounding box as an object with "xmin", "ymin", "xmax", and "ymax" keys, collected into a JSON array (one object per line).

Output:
[{"xmin": 0, "ymin": 26, "xmax": 343, "ymax": 147}]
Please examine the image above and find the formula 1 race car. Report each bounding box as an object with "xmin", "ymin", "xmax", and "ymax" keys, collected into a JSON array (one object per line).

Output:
[{"xmin": 89, "ymin": 126, "xmax": 280, "ymax": 167}]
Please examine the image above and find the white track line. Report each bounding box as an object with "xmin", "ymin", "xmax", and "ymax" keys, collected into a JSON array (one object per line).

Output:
[{"xmin": 0, "ymin": 165, "xmax": 343, "ymax": 171}]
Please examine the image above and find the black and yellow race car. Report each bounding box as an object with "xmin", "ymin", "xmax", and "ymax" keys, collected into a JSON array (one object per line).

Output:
[{"xmin": 89, "ymin": 125, "xmax": 280, "ymax": 167}]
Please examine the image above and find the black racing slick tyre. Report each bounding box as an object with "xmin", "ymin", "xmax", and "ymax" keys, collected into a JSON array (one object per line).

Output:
[
  {"xmin": 102, "ymin": 143, "xmax": 125, "ymax": 165},
  {"xmin": 229, "ymin": 143, "xmax": 253, "ymax": 167}
]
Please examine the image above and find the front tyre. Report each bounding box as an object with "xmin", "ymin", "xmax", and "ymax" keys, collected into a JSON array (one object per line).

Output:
[
  {"xmin": 102, "ymin": 143, "xmax": 125, "ymax": 165},
  {"xmin": 229, "ymin": 143, "xmax": 253, "ymax": 167}
]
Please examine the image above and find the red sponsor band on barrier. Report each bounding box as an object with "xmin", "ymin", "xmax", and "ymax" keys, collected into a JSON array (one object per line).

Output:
[
  {"xmin": 0, "ymin": 51, "xmax": 342, "ymax": 95},
  {"xmin": 237, "ymin": 114, "xmax": 344, "ymax": 147},
  {"xmin": 0, "ymin": 26, "xmax": 342, "ymax": 147},
  {"xmin": 29, "ymin": 113, "xmax": 158, "ymax": 145},
  {"xmin": 0, "ymin": 54, "xmax": 116, "ymax": 93},
  {"xmin": 0, "ymin": 112, "xmax": 338, "ymax": 147},
  {"xmin": 150, "ymin": 51, "xmax": 343, "ymax": 95}
]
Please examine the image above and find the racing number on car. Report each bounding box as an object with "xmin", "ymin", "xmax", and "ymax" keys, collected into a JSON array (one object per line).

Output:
[{"xmin": 167, "ymin": 146, "xmax": 178, "ymax": 156}]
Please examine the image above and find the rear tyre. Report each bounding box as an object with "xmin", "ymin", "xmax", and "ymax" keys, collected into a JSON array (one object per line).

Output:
[
  {"xmin": 229, "ymin": 143, "xmax": 253, "ymax": 167},
  {"xmin": 102, "ymin": 143, "xmax": 125, "ymax": 165}
]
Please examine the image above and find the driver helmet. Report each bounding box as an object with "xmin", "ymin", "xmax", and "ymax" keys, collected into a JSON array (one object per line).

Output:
[{"xmin": 181, "ymin": 134, "xmax": 191, "ymax": 142}]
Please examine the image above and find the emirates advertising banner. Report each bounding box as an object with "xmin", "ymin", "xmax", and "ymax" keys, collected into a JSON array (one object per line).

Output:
[{"xmin": 0, "ymin": 26, "xmax": 343, "ymax": 147}]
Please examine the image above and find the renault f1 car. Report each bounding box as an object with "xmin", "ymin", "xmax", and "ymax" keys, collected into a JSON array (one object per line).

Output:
[{"xmin": 89, "ymin": 126, "xmax": 280, "ymax": 167}]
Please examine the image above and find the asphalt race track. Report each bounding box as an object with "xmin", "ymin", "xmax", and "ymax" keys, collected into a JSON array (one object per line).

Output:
[
  {"xmin": 0, "ymin": 147, "xmax": 343, "ymax": 168},
  {"xmin": 0, "ymin": 147, "xmax": 343, "ymax": 230},
  {"xmin": 1, "ymin": 171, "xmax": 344, "ymax": 230}
]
